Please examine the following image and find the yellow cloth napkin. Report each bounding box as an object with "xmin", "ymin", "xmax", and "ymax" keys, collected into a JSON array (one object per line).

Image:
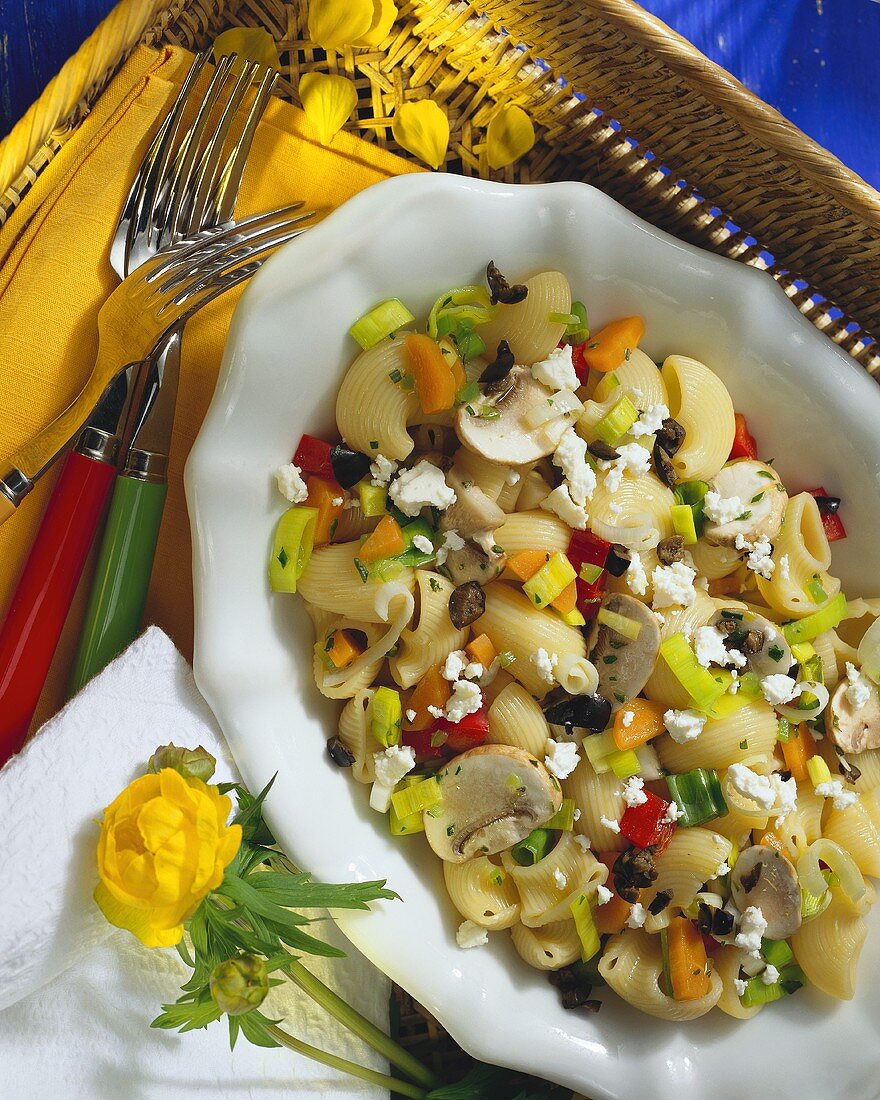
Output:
[{"xmin": 0, "ymin": 44, "xmax": 418, "ymax": 730}]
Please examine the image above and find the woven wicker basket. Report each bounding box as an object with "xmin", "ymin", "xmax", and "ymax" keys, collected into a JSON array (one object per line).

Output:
[{"xmin": 1, "ymin": 0, "xmax": 877, "ymax": 1087}]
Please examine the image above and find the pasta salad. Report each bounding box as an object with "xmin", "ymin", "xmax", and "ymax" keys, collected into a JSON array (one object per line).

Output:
[{"xmin": 268, "ymin": 263, "xmax": 880, "ymax": 1022}]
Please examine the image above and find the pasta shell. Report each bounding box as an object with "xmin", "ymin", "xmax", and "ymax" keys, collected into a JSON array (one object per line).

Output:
[
  {"xmin": 300, "ymin": 73, "xmax": 358, "ymax": 146},
  {"xmin": 486, "ymin": 104, "xmax": 535, "ymax": 169},
  {"xmin": 307, "ymin": 0, "xmax": 374, "ymax": 49},
  {"xmin": 391, "ymin": 101, "xmax": 449, "ymax": 170}
]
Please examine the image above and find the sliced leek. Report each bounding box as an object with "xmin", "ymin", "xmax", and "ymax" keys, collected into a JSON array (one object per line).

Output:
[
  {"xmin": 268, "ymin": 506, "xmax": 319, "ymax": 593},
  {"xmin": 349, "ymin": 298, "xmax": 415, "ymax": 349}
]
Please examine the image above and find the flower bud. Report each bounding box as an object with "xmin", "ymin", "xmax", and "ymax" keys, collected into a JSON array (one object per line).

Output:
[
  {"xmin": 148, "ymin": 743, "xmax": 216, "ymax": 783},
  {"xmin": 209, "ymin": 954, "xmax": 269, "ymax": 1016}
]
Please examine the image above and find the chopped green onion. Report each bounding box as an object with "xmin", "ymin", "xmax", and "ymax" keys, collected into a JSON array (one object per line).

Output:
[
  {"xmin": 499, "ymin": 650, "xmax": 517, "ymax": 667},
  {"xmin": 356, "ymin": 480, "xmax": 388, "ymax": 517},
  {"xmin": 391, "ymin": 775, "xmax": 442, "ymax": 818},
  {"xmin": 523, "ymin": 552, "xmax": 577, "ymax": 608},
  {"xmin": 579, "ymin": 562, "xmax": 604, "ymax": 584},
  {"xmin": 665, "ymin": 767, "xmax": 728, "ymax": 827},
  {"xmin": 427, "ymin": 285, "xmax": 494, "ymax": 341},
  {"xmin": 660, "ymin": 633, "xmax": 728, "ymax": 711},
  {"xmin": 805, "ymin": 575, "xmax": 828, "ymax": 604},
  {"xmin": 776, "ymin": 717, "xmax": 793, "ymax": 742},
  {"xmin": 562, "ymin": 301, "xmax": 590, "ymax": 345},
  {"xmin": 548, "ymin": 311, "xmax": 581, "ymax": 327},
  {"xmin": 761, "ymin": 938, "xmax": 795, "ymax": 969},
  {"xmin": 608, "ymin": 748, "xmax": 642, "ymax": 779},
  {"xmin": 591, "ymin": 372, "xmax": 620, "ymax": 403},
  {"xmin": 456, "ymin": 380, "xmax": 480, "ymax": 405},
  {"xmin": 783, "ymin": 593, "xmax": 848, "ymax": 645},
  {"xmin": 570, "ymin": 893, "xmax": 601, "ymax": 962},
  {"xmin": 582, "ymin": 731, "xmax": 617, "ymax": 775},
  {"xmin": 511, "ymin": 828, "xmax": 555, "ymax": 866},
  {"xmin": 349, "ymin": 298, "xmax": 415, "ymax": 350},
  {"xmin": 371, "ymin": 686, "xmax": 402, "ymax": 748},
  {"xmin": 594, "ymin": 395, "xmax": 640, "ymax": 445},
  {"xmin": 673, "ymin": 480, "xmax": 710, "ymax": 536},
  {"xmin": 740, "ymin": 964, "xmax": 805, "ymax": 1006},
  {"xmin": 596, "ymin": 606, "xmax": 642, "ymax": 640},
  {"xmin": 454, "ymin": 324, "xmax": 485, "ymax": 362},
  {"xmin": 268, "ymin": 506, "xmax": 318, "ymax": 593},
  {"xmin": 353, "ymin": 556, "xmax": 369, "ymax": 583},
  {"xmin": 545, "ymin": 798, "xmax": 576, "ymax": 831},
  {"xmin": 671, "ymin": 503, "xmax": 698, "ymax": 545}
]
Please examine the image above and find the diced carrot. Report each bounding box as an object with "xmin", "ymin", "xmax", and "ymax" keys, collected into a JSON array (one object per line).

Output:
[
  {"xmin": 781, "ymin": 722, "xmax": 816, "ymax": 784},
  {"xmin": 323, "ymin": 629, "xmax": 363, "ymax": 670},
  {"xmin": 505, "ymin": 549, "xmax": 551, "ymax": 582},
  {"xmin": 551, "ymin": 580, "xmax": 577, "ymax": 614},
  {"xmin": 404, "ymin": 666, "xmax": 451, "ymax": 731},
  {"xmin": 755, "ymin": 830, "xmax": 790, "ymax": 858},
  {"xmin": 305, "ymin": 475, "xmax": 345, "ymax": 545},
  {"xmin": 594, "ymin": 852, "xmax": 632, "ymax": 935},
  {"xmin": 579, "ymin": 316, "xmax": 645, "ymax": 374},
  {"xmin": 358, "ymin": 513, "xmax": 406, "ymax": 563},
  {"xmin": 611, "ymin": 698, "xmax": 667, "ymax": 751},
  {"xmin": 666, "ymin": 916, "xmax": 710, "ymax": 1001},
  {"xmin": 466, "ymin": 633, "xmax": 497, "ymax": 668},
  {"xmin": 405, "ymin": 333, "xmax": 457, "ymax": 414}
]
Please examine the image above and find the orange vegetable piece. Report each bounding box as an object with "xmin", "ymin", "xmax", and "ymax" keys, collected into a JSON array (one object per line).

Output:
[
  {"xmin": 781, "ymin": 722, "xmax": 816, "ymax": 784},
  {"xmin": 666, "ymin": 916, "xmax": 710, "ymax": 1001},
  {"xmin": 594, "ymin": 852, "xmax": 631, "ymax": 935},
  {"xmin": 579, "ymin": 316, "xmax": 645, "ymax": 374},
  {"xmin": 405, "ymin": 333, "xmax": 457, "ymax": 414},
  {"xmin": 466, "ymin": 633, "xmax": 497, "ymax": 668},
  {"xmin": 551, "ymin": 580, "xmax": 577, "ymax": 614},
  {"xmin": 505, "ymin": 549, "xmax": 551, "ymax": 582},
  {"xmin": 404, "ymin": 666, "xmax": 451, "ymax": 730},
  {"xmin": 612, "ymin": 698, "xmax": 667, "ymax": 751},
  {"xmin": 322, "ymin": 629, "xmax": 363, "ymax": 670},
  {"xmin": 754, "ymin": 830, "xmax": 790, "ymax": 858},
  {"xmin": 305, "ymin": 475, "xmax": 344, "ymax": 545},
  {"xmin": 358, "ymin": 513, "xmax": 406, "ymax": 563}
]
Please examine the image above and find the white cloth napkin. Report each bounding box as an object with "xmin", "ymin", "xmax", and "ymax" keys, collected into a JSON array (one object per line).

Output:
[{"xmin": 0, "ymin": 627, "xmax": 389, "ymax": 1098}]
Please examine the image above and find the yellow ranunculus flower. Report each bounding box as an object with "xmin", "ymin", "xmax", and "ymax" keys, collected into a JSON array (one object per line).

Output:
[{"xmin": 94, "ymin": 769, "xmax": 242, "ymax": 948}]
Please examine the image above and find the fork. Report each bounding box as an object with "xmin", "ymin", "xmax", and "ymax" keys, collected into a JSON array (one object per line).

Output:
[{"xmin": 0, "ymin": 209, "xmax": 311, "ymax": 762}]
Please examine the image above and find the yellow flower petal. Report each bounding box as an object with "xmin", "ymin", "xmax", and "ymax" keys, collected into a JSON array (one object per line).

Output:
[
  {"xmin": 212, "ymin": 27, "xmax": 280, "ymax": 72},
  {"xmin": 354, "ymin": 0, "xmax": 398, "ymax": 47},
  {"xmin": 308, "ymin": 0, "xmax": 374, "ymax": 49},
  {"xmin": 299, "ymin": 73, "xmax": 358, "ymax": 146},
  {"xmin": 486, "ymin": 104, "xmax": 536, "ymax": 170},
  {"xmin": 391, "ymin": 101, "xmax": 449, "ymax": 171},
  {"xmin": 94, "ymin": 881, "xmax": 184, "ymax": 948}
]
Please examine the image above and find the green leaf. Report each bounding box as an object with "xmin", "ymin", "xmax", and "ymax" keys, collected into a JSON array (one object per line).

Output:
[
  {"xmin": 151, "ymin": 997, "xmax": 222, "ymax": 1033},
  {"xmin": 237, "ymin": 1010, "xmax": 282, "ymax": 1048},
  {"xmin": 243, "ymin": 871, "xmax": 400, "ymax": 910},
  {"xmin": 228, "ymin": 1014, "xmax": 241, "ymax": 1051}
]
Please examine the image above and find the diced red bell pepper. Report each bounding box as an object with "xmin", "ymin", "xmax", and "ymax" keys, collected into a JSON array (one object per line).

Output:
[
  {"xmin": 567, "ymin": 529, "xmax": 611, "ymax": 572},
  {"xmin": 728, "ymin": 413, "xmax": 758, "ymax": 461},
  {"xmin": 619, "ymin": 790, "xmax": 677, "ymax": 852},
  {"xmin": 426, "ymin": 708, "xmax": 490, "ymax": 753},
  {"xmin": 576, "ymin": 577, "xmax": 604, "ymax": 620},
  {"xmin": 807, "ymin": 486, "xmax": 847, "ymax": 542},
  {"xmin": 401, "ymin": 728, "xmax": 446, "ymax": 758},
  {"xmin": 293, "ymin": 433, "xmax": 335, "ymax": 480},
  {"xmin": 571, "ymin": 342, "xmax": 590, "ymax": 385}
]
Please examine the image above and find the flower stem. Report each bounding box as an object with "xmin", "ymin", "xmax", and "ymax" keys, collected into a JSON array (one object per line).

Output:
[
  {"xmin": 265, "ymin": 1023, "xmax": 428, "ymax": 1099},
  {"xmin": 286, "ymin": 959, "xmax": 442, "ymax": 1090}
]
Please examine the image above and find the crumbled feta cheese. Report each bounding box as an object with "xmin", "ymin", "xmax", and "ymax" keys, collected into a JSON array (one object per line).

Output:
[
  {"xmin": 573, "ymin": 808, "xmax": 581, "ymax": 822},
  {"xmin": 603, "ymin": 464, "xmax": 623, "ymax": 494},
  {"xmin": 815, "ymin": 779, "xmax": 860, "ymax": 810},
  {"xmin": 405, "ymin": 708, "xmax": 417, "ymax": 723},
  {"xmin": 596, "ymin": 884, "xmax": 613, "ymax": 906},
  {"xmin": 779, "ymin": 554, "xmax": 790, "ymax": 581},
  {"xmin": 412, "ymin": 534, "xmax": 434, "ymax": 555},
  {"xmin": 369, "ymin": 745, "xmax": 416, "ymax": 812},
  {"xmin": 745, "ymin": 535, "xmax": 775, "ymax": 579},
  {"xmin": 704, "ymin": 491, "xmax": 745, "ymax": 525},
  {"xmin": 626, "ymin": 903, "xmax": 647, "ymax": 929},
  {"xmin": 275, "ymin": 462, "xmax": 308, "ymax": 503},
  {"xmin": 442, "ymin": 650, "xmax": 467, "ymax": 682},
  {"xmin": 465, "ymin": 662, "xmax": 484, "ymax": 681},
  {"xmin": 773, "ymin": 774, "xmax": 798, "ymax": 823},
  {"xmin": 845, "ymin": 662, "xmax": 873, "ymax": 709},
  {"xmin": 662, "ymin": 799, "xmax": 684, "ymax": 824},
  {"xmin": 600, "ymin": 814, "xmax": 621, "ymax": 834},
  {"xmin": 733, "ymin": 978, "xmax": 748, "ymax": 996},
  {"xmin": 715, "ymin": 862, "xmax": 731, "ymax": 879},
  {"xmin": 761, "ymin": 674, "xmax": 802, "ymax": 707},
  {"xmin": 553, "ymin": 427, "xmax": 596, "ymax": 506},
  {"xmin": 629, "ymin": 402, "xmax": 670, "ymax": 438},
  {"xmin": 332, "ymin": 496, "xmax": 344, "ymax": 507},
  {"xmin": 626, "ymin": 551, "xmax": 648, "ymax": 596},
  {"xmin": 762, "ymin": 964, "xmax": 780, "ymax": 986},
  {"xmin": 427, "ymin": 704, "xmax": 445, "ymax": 719},
  {"xmin": 694, "ymin": 625, "xmax": 738, "ymax": 668},
  {"xmin": 621, "ymin": 709, "xmax": 635, "ymax": 728},
  {"xmin": 734, "ymin": 905, "xmax": 767, "ymax": 957},
  {"xmin": 726, "ymin": 765, "xmax": 796, "ymax": 822},
  {"xmin": 506, "ymin": 469, "xmax": 521, "ymax": 485},
  {"xmin": 651, "ymin": 561, "xmax": 697, "ymax": 609},
  {"xmin": 573, "ymin": 833, "xmax": 591, "ymax": 850},
  {"xmin": 456, "ymin": 920, "xmax": 489, "ymax": 949},
  {"xmin": 389, "ymin": 460, "xmax": 456, "ymax": 516},
  {"xmin": 664, "ymin": 708, "xmax": 706, "ymax": 744},
  {"xmin": 545, "ymin": 737, "xmax": 580, "ymax": 779},
  {"xmin": 620, "ymin": 776, "xmax": 648, "ymax": 807},
  {"xmin": 541, "ymin": 484, "xmax": 588, "ymax": 529},
  {"xmin": 434, "ymin": 528, "xmax": 465, "ymax": 566},
  {"xmin": 531, "ymin": 648, "xmax": 558, "ymax": 685},
  {"xmin": 369, "ymin": 453, "xmax": 398, "ymax": 486},
  {"xmin": 445, "ymin": 679, "xmax": 482, "ymax": 723},
  {"xmin": 615, "ymin": 442, "xmax": 653, "ymax": 477},
  {"xmin": 531, "ymin": 344, "xmax": 581, "ymax": 391},
  {"xmin": 553, "ymin": 868, "xmax": 568, "ymax": 890},
  {"xmin": 654, "ymin": 611, "xmax": 666, "ymax": 626}
]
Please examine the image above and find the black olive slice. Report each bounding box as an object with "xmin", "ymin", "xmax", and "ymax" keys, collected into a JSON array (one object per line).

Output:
[
  {"xmin": 486, "ymin": 260, "xmax": 528, "ymax": 305},
  {"xmin": 448, "ymin": 580, "xmax": 486, "ymax": 629},
  {"xmin": 605, "ymin": 544, "xmax": 632, "ymax": 578},
  {"xmin": 327, "ymin": 736, "xmax": 355, "ymax": 767},
  {"xmin": 813, "ymin": 495, "xmax": 841, "ymax": 515},
  {"xmin": 588, "ymin": 440, "xmax": 621, "ymax": 462},
  {"xmin": 479, "ymin": 340, "xmax": 516, "ymax": 385},
  {"xmin": 330, "ymin": 444, "xmax": 371, "ymax": 488},
  {"xmin": 657, "ymin": 535, "xmax": 685, "ymax": 565},
  {"xmin": 543, "ymin": 694, "xmax": 612, "ymax": 733},
  {"xmin": 652, "ymin": 441, "xmax": 677, "ymax": 488},
  {"xmin": 656, "ymin": 417, "xmax": 685, "ymax": 456}
]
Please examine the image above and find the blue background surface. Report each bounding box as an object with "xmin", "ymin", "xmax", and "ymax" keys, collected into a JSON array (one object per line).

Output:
[{"xmin": 1, "ymin": 0, "xmax": 878, "ymax": 187}]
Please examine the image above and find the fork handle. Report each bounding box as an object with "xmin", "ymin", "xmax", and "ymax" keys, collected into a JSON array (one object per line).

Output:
[
  {"xmin": 0, "ymin": 448, "xmax": 116, "ymax": 764},
  {"xmin": 68, "ymin": 473, "xmax": 167, "ymax": 696}
]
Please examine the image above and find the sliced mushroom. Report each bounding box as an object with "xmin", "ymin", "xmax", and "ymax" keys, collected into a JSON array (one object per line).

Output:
[
  {"xmin": 828, "ymin": 677, "xmax": 880, "ymax": 753},
  {"xmin": 423, "ymin": 744, "xmax": 562, "ymax": 863},
  {"xmin": 587, "ymin": 593, "xmax": 661, "ymax": 710},
  {"xmin": 442, "ymin": 540, "xmax": 507, "ymax": 585},
  {"xmin": 703, "ymin": 460, "xmax": 787, "ymax": 548},
  {"xmin": 440, "ymin": 466, "xmax": 505, "ymax": 538},
  {"xmin": 448, "ymin": 581, "xmax": 485, "ymax": 629},
  {"xmin": 711, "ymin": 607, "xmax": 791, "ymax": 678},
  {"xmin": 455, "ymin": 367, "xmax": 569, "ymax": 464},
  {"xmin": 730, "ymin": 844, "xmax": 802, "ymax": 939}
]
